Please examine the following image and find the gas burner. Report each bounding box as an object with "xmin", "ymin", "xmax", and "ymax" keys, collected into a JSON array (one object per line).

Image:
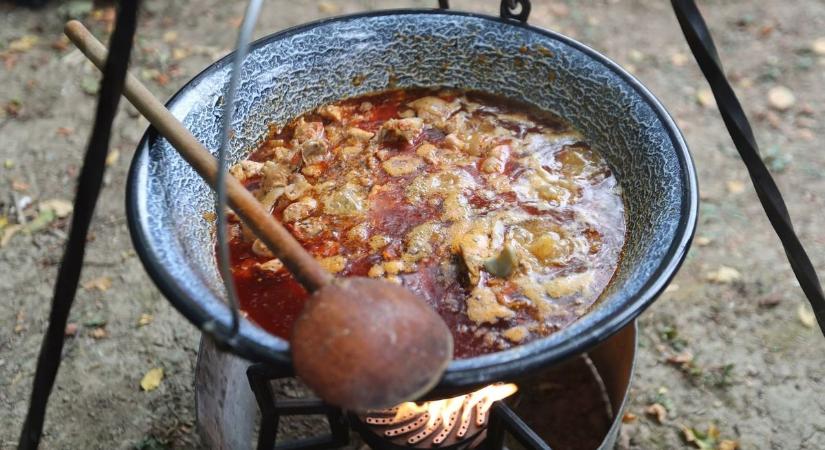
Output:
[{"xmin": 351, "ymin": 384, "xmax": 517, "ymax": 449}]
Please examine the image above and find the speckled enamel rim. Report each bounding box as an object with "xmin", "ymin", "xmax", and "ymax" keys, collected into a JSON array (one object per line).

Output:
[{"xmin": 127, "ymin": 9, "xmax": 698, "ymax": 390}]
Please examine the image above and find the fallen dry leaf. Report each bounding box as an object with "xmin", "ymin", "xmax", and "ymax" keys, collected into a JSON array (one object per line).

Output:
[
  {"xmin": 797, "ymin": 128, "xmax": 815, "ymax": 142},
  {"xmin": 683, "ymin": 423, "xmax": 720, "ymax": 449},
  {"xmin": 90, "ymin": 327, "xmax": 108, "ymax": 339},
  {"xmin": 138, "ymin": 313, "xmax": 154, "ymax": 327},
  {"xmin": 105, "ymin": 149, "xmax": 120, "ymax": 166},
  {"xmin": 171, "ymin": 48, "xmax": 189, "ymax": 61},
  {"xmin": 645, "ymin": 403, "xmax": 667, "ymax": 424},
  {"xmin": 696, "ymin": 88, "xmax": 715, "ymax": 108},
  {"xmin": 706, "ymin": 266, "xmax": 741, "ymax": 284},
  {"xmin": 718, "ymin": 440, "xmax": 738, "ymax": 450},
  {"xmin": 667, "ymin": 351, "xmax": 694, "ymax": 365},
  {"xmin": 622, "ymin": 412, "xmax": 637, "ymax": 423},
  {"xmin": 549, "ymin": 2, "xmax": 570, "ymax": 17},
  {"xmin": 695, "ymin": 236, "xmax": 712, "ymax": 246},
  {"xmin": 51, "ymin": 36, "xmax": 70, "ymax": 52},
  {"xmin": 664, "ymin": 283, "xmax": 680, "ymax": 293},
  {"xmin": 628, "ymin": 49, "xmax": 644, "ymax": 63},
  {"xmin": 9, "ymin": 35, "xmax": 39, "ymax": 52},
  {"xmin": 670, "ymin": 52, "xmax": 689, "ymax": 67},
  {"xmin": 162, "ymin": 31, "xmax": 178, "ymax": 43},
  {"xmin": 758, "ymin": 295, "xmax": 782, "ymax": 308},
  {"xmin": 24, "ymin": 208, "xmax": 56, "ymax": 234},
  {"xmin": 798, "ymin": 304, "xmax": 816, "ymax": 328},
  {"xmin": 12, "ymin": 179, "xmax": 29, "ymax": 191},
  {"xmin": 811, "ymin": 37, "xmax": 825, "ymax": 56},
  {"xmin": 726, "ymin": 180, "xmax": 746, "ymax": 194},
  {"xmin": 65, "ymin": 323, "xmax": 78, "ymax": 336},
  {"xmin": 318, "ymin": 0, "xmax": 339, "ymax": 14},
  {"xmin": 737, "ymin": 77, "xmax": 754, "ymax": 89},
  {"xmin": 83, "ymin": 276, "xmax": 112, "ymax": 292},
  {"xmin": 1, "ymin": 224, "xmax": 23, "ymax": 247},
  {"xmin": 40, "ymin": 199, "xmax": 74, "ymax": 218},
  {"xmin": 15, "ymin": 310, "xmax": 26, "ymax": 333},
  {"xmin": 767, "ymin": 86, "xmax": 795, "ymax": 111},
  {"xmin": 153, "ymin": 72, "xmax": 171, "ymax": 86},
  {"xmin": 140, "ymin": 367, "xmax": 164, "ymax": 391}
]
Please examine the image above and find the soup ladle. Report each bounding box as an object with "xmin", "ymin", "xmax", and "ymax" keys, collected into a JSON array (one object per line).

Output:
[{"xmin": 64, "ymin": 20, "xmax": 453, "ymax": 411}]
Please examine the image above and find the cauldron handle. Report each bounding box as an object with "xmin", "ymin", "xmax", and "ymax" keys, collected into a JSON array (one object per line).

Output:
[{"xmin": 437, "ymin": 0, "xmax": 532, "ymax": 23}]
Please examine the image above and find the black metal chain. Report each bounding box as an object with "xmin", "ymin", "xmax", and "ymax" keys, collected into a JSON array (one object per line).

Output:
[
  {"xmin": 17, "ymin": 1, "xmax": 141, "ymax": 448},
  {"xmin": 672, "ymin": 0, "xmax": 825, "ymax": 334}
]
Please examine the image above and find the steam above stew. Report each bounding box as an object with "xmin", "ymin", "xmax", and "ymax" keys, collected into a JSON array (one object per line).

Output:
[{"xmin": 221, "ymin": 88, "xmax": 626, "ymax": 358}]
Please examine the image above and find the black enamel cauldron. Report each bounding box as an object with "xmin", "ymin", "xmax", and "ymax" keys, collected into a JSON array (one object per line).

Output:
[{"xmin": 127, "ymin": 5, "xmax": 697, "ymax": 394}]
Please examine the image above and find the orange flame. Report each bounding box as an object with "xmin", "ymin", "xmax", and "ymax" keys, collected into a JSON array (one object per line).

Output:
[
  {"xmin": 391, "ymin": 383, "xmax": 517, "ymax": 422},
  {"xmin": 377, "ymin": 383, "xmax": 517, "ymax": 443}
]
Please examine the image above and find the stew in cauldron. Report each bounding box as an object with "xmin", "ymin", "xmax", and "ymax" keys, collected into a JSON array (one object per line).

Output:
[{"xmin": 222, "ymin": 88, "xmax": 626, "ymax": 358}]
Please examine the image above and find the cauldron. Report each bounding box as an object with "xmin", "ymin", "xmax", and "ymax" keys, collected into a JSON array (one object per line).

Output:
[{"xmin": 127, "ymin": 7, "xmax": 697, "ymax": 393}]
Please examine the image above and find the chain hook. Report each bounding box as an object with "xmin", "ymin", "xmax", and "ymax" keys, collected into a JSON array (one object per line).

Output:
[{"xmin": 500, "ymin": 0, "xmax": 531, "ymax": 23}]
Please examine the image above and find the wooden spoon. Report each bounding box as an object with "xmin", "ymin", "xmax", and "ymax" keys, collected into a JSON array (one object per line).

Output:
[{"xmin": 65, "ymin": 20, "xmax": 453, "ymax": 411}]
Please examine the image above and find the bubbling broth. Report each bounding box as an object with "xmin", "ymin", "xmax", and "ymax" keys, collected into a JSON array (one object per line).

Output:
[{"xmin": 222, "ymin": 88, "xmax": 626, "ymax": 358}]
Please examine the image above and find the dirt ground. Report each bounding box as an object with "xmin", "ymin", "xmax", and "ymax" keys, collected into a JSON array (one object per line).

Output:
[{"xmin": 1, "ymin": 0, "xmax": 824, "ymax": 448}]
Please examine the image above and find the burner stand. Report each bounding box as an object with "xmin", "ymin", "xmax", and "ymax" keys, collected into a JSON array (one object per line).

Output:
[{"xmin": 195, "ymin": 324, "xmax": 636, "ymax": 450}]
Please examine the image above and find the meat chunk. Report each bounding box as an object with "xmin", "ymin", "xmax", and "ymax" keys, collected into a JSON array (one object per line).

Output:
[
  {"xmin": 458, "ymin": 232, "xmax": 491, "ymax": 285},
  {"xmin": 317, "ymin": 104, "xmax": 344, "ymax": 122},
  {"xmin": 367, "ymin": 264, "xmax": 385, "ymax": 278},
  {"xmin": 292, "ymin": 118, "xmax": 325, "ymax": 144},
  {"xmin": 257, "ymin": 258, "xmax": 284, "ymax": 273},
  {"xmin": 340, "ymin": 145, "xmax": 363, "ymax": 160},
  {"xmin": 284, "ymin": 174, "xmax": 312, "ymax": 200},
  {"xmin": 282, "ymin": 197, "xmax": 317, "ymax": 222},
  {"xmin": 444, "ymin": 133, "xmax": 467, "ymax": 151},
  {"xmin": 300, "ymin": 139, "xmax": 330, "ymax": 165},
  {"xmin": 502, "ymin": 325, "xmax": 529, "ymax": 343},
  {"xmin": 252, "ymin": 239, "xmax": 274, "ymax": 258},
  {"xmin": 322, "ymin": 183, "xmax": 366, "ymax": 216},
  {"xmin": 415, "ymin": 143, "xmax": 439, "ymax": 165},
  {"xmin": 467, "ymin": 286, "xmax": 514, "ymax": 324},
  {"xmin": 347, "ymin": 127, "xmax": 374, "ymax": 142},
  {"xmin": 301, "ymin": 164, "xmax": 324, "ymax": 177},
  {"xmin": 293, "ymin": 217, "xmax": 325, "ymax": 238},
  {"xmin": 529, "ymin": 232, "xmax": 572, "ymax": 263},
  {"xmin": 318, "ymin": 255, "xmax": 347, "ymax": 273},
  {"xmin": 378, "ymin": 118, "xmax": 424, "ymax": 144},
  {"xmin": 369, "ymin": 235, "xmax": 390, "ymax": 251},
  {"xmin": 272, "ymin": 146, "xmax": 300, "ymax": 169},
  {"xmin": 381, "ymin": 155, "xmax": 423, "ymax": 177},
  {"xmin": 407, "ymin": 96, "xmax": 460, "ymax": 126},
  {"xmin": 261, "ymin": 161, "xmax": 290, "ymax": 189},
  {"xmin": 544, "ymin": 272, "xmax": 594, "ymax": 298},
  {"xmin": 229, "ymin": 160, "xmax": 263, "ymax": 182},
  {"xmin": 346, "ymin": 222, "xmax": 370, "ymax": 242},
  {"xmin": 383, "ymin": 260, "xmax": 411, "ymax": 275},
  {"xmin": 480, "ymin": 144, "xmax": 510, "ymax": 174},
  {"xmin": 404, "ymin": 222, "xmax": 440, "ymax": 260},
  {"xmin": 256, "ymin": 186, "xmax": 284, "ymax": 212}
]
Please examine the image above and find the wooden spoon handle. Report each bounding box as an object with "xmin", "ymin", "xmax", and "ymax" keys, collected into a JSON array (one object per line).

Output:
[{"xmin": 64, "ymin": 20, "xmax": 333, "ymax": 292}]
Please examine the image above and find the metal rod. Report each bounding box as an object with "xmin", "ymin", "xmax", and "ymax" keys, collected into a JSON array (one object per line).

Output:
[
  {"xmin": 488, "ymin": 402, "xmax": 552, "ymax": 450},
  {"xmin": 216, "ymin": 0, "xmax": 264, "ymax": 340},
  {"xmin": 18, "ymin": 2, "xmax": 141, "ymax": 448}
]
